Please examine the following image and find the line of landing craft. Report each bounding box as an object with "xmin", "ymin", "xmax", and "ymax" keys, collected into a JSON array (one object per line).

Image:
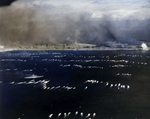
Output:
[
  {"xmin": 6, "ymin": 78, "xmax": 130, "ymax": 91},
  {"xmin": 0, "ymin": 73, "xmax": 131, "ymax": 90},
  {"xmin": 0, "ymin": 74, "xmax": 130, "ymax": 90},
  {"xmin": 84, "ymin": 80, "xmax": 130, "ymax": 90},
  {"xmin": 49, "ymin": 111, "xmax": 96, "ymax": 119}
]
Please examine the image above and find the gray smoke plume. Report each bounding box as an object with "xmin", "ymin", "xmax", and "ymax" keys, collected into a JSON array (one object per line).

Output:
[{"xmin": 0, "ymin": 0, "xmax": 150, "ymax": 48}]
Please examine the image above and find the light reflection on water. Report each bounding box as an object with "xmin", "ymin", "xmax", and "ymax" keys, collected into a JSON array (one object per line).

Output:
[{"xmin": 0, "ymin": 50, "xmax": 150, "ymax": 119}]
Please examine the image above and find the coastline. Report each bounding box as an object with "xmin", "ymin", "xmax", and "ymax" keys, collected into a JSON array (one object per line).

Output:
[{"xmin": 0, "ymin": 47, "xmax": 146, "ymax": 52}]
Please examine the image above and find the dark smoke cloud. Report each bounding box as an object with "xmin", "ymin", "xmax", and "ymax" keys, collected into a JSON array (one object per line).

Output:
[
  {"xmin": 0, "ymin": 0, "xmax": 150, "ymax": 48},
  {"xmin": 0, "ymin": 0, "xmax": 16, "ymax": 7}
]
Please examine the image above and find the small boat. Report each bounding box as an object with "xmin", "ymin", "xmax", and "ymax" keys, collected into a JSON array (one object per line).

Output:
[{"xmin": 24, "ymin": 74, "xmax": 43, "ymax": 79}]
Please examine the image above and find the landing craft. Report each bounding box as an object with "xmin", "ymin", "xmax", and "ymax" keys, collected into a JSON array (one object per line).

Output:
[{"xmin": 24, "ymin": 74, "xmax": 43, "ymax": 79}]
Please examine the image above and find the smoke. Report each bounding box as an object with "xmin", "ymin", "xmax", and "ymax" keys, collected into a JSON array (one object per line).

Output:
[{"xmin": 0, "ymin": 0, "xmax": 150, "ymax": 48}]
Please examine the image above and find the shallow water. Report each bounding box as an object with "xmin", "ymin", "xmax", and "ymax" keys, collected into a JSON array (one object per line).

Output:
[{"xmin": 0, "ymin": 50, "xmax": 150, "ymax": 119}]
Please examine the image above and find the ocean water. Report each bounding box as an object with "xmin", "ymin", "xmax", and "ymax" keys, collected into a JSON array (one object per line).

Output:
[{"xmin": 0, "ymin": 50, "xmax": 150, "ymax": 119}]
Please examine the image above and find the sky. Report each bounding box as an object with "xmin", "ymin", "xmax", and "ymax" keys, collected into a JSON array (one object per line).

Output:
[{"xmin": 0, "ymin": 0, "xmax": 150, "ymax": 49}]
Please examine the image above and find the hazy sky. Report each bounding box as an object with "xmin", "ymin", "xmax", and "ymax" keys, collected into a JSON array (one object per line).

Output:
[{"xmin": 0, "ymin": 0, "xmax": 150, "ymax": 48}]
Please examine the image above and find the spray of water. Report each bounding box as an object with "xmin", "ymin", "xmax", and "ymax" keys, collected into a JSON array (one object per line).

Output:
[{"xmin": 141, "ymin": 43, "xmax": 149, "ymax": 50}]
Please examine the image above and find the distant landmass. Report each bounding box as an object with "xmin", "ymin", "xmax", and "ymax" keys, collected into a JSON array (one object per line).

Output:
[{"xmin": 0, "ymin": 42, "xmax": 146, "ymax": 52}]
